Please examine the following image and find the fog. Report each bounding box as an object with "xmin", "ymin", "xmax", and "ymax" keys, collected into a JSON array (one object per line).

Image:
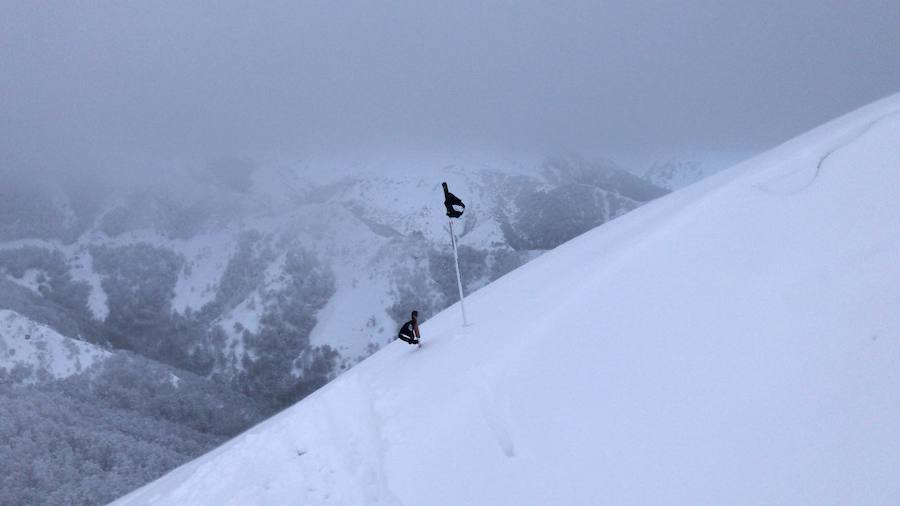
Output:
[
  {"xmin": 2, "ymin": 0, "xmax": 898, "ymax": 175},
  {"xmin": 0, "ymin": 5, "xmax": 898, "ymax": 502}
]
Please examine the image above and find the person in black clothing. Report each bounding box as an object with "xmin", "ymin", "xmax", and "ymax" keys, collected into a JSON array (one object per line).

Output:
[
  {"xmin": 397, "ymin": 310, "xmax": 421, "ymax": 346},
  {"xmin": 442, "ymin": 182, "xmax": 465, "ymax": 218}
]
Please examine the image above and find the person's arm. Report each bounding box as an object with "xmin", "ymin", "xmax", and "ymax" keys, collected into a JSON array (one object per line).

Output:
[{"xmin": 413, "ymin": 321, "xmax": 421, "ymax": 339}]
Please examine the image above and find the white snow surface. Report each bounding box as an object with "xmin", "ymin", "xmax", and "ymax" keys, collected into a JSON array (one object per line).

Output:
[
  {"xmin": 172, "ymin": 232, "xmax": 237, "ymax": 314},
  {"xmin": 67, "ymin": 246, "xmax": 110, "ymax": 320},
  {"xmin": 641, "ymin": 158, "xmax": 714, "ymax": 190},
  {"xmin": 111, "ymin": 94, "xmax": 900, "ymax": 505},
  {"xmin": 0, "ymin": 310, "xmax": 110, "ymax": 380}
]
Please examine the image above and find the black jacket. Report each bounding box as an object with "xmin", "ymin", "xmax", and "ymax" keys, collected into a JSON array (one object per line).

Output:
[{"xmin": 397, "ymin": 319, "xmax": 420, "ymax": 342}]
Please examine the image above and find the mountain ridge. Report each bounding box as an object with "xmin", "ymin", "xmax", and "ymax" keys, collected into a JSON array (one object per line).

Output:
[{"xmin": 0, "ymin": 155, "xmax": 666, "ymax": 403}]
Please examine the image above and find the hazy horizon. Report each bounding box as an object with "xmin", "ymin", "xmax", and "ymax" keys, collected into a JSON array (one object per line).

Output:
[{"xmin": 2, "ymin": 1, "xmax": 898, "ymax": 178}]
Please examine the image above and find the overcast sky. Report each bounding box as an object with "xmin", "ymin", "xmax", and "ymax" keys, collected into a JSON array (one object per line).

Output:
[{"xmin": 2, "ymin": 0, "xmax": 898, "ymax": 173}]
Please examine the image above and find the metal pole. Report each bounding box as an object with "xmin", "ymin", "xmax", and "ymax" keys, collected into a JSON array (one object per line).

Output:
[{"xmin": 448, "ymin": 219, "xmax": 468, "ymax": 326}]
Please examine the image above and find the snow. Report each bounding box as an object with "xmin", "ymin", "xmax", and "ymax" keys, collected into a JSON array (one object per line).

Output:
[
  {"xmin": 172, "ymin": 233, "xmax": 237, "ymax": 314},
  {"xmin": 67, "ymin": 247, "xmax": 109, "ymax": 320},
  {"xmin": 111, "ymin": 94, "xmax": 900, "ymax": 505},
  {"xmin": 0, "ymin": 310, "xmax": 110, "ymax": 380},
  {"xmin": 3, "ymin": 268, "xmax": 43, "ymax": 294},
  {"xmin": 639, "ymin": 153, "xmax": 748, "ymax": 191},
  {"xmin": 1, "ymin": 149, "xmax": 658, "ymax": 379},
  {"xmin": 0, "ymin": 239, "xmax": 111, "ymax": 320},
  {"xmin": 641, "ymin": 159, "xmax": 713, "ymax": 190},
  {"xmin": 307, "ymin": 268, "xmax": 395, "ymax": 359}
]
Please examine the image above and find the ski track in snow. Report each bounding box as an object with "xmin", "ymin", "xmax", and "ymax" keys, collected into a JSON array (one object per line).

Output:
[
  {"xmin": 753, "ymin": 109, "xmax": 900, "ymax": 195},
  {"xmin": 317, "ymin": 375, "xmax": 401, "ymax": 505},
  {"xmin": 478, "ymin": 374, "xmax": 516, "ymax": 458}
]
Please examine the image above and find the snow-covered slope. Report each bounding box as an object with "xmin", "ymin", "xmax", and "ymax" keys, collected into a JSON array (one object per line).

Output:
[
  {"xmin": 0, "ymin": 309, "xmax": 109, "ymax": 380},
  {"xmin": 113, "ymin": 93, "xmax": 900, "ymax": 504},
  {"xmin": 641, "ymin": 158, "xmax": 714, "ymax": 189}
]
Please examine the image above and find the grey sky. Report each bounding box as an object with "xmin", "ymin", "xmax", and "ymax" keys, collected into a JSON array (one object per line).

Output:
[{"xmin": 2, "ymin": 0, "xmax": 898, "ymax": 173}]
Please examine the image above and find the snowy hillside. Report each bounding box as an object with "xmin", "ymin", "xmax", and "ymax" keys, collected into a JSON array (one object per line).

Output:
[
  {"xmin": 0, "ymin": 309, "xmax": 109, "ymax": 381},
  {"xmin": 111, "ymin": 94, "xmax": 900, "ymax": 506},
  {"xmin": 640, "ymin": 158, "xmax": 720, "ymax": 190},
  {"xmin": 0, "ymin": 154, "xmax": 664, "ymax": 405}
]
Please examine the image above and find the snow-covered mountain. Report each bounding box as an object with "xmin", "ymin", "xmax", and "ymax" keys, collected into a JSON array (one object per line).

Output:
[
  {"xmin": 640, "ymin": 158, "xmax": 720, "ymax": 190},
  {"xmin": 111, "ymin": 93, "xmax": 900, "ymax": 505},
  {"xmin": 0, "ymin": 308, "xmax": 268, "ymax": 505},
  {"xmin": 0, "ymin": 154, "xmax": 665, "ymax": 406}
]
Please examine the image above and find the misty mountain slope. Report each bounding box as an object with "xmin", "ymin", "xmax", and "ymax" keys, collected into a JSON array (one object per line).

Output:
[
  {"xmin": 0, "ymin": 155, "xmax": 665, "ymax": 407},
  {"xmin": 111, "ymin": 95, "xmax": 900, "ymax": 505},
  {"xmin": 641, "ymin": 158, "xmax": 717, "ymax": 190},
  {"xmin": 0, "ymin": 311, "xmax": 267, "ymax": 506},
  {"xmin": 0, "ymin": 309, "xmax": 110, "ymax": 381}
]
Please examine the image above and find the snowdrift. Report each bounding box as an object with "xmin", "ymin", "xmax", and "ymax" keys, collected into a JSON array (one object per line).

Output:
[{"xmin": 111, "ymin": 94, "xmax": 900, "ymax": 505}]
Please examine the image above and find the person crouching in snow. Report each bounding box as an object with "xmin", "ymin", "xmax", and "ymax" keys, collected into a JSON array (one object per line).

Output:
[{"xmin": 397, "ymin": 310, "xmax": 421, "ymax": 346}]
